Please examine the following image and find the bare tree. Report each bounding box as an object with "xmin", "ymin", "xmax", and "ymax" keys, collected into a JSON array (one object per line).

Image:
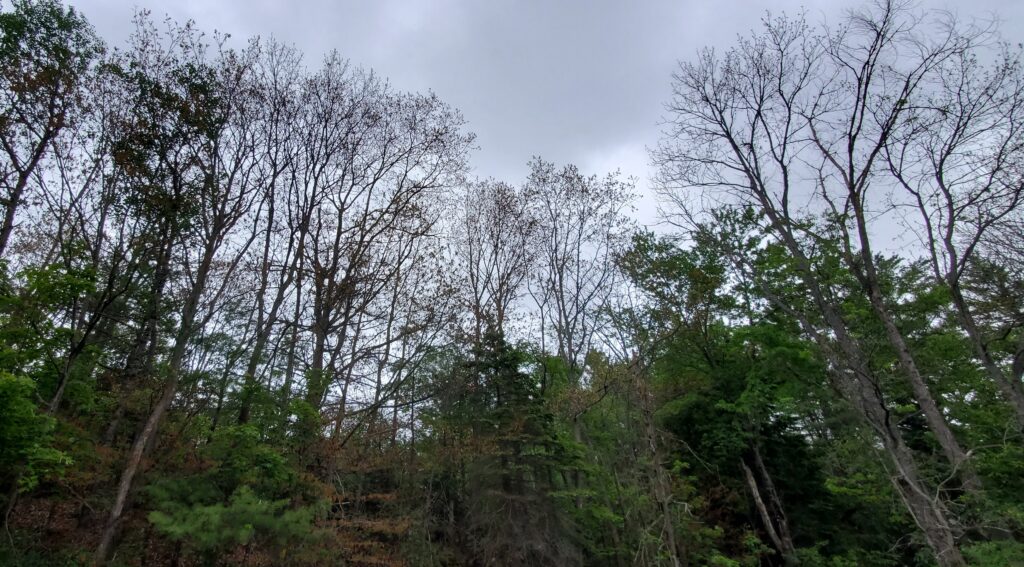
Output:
[
  {"xmin": 235, "ymin": 39, "xmax": 304, "ymax": 425},
  {"xmin": 293, "ymin": 56, "xmax": 472, "ymax": 435},
  {"xmin": 799, "ymin": 2, "xmax": 985, "ymax": 487},
  {"xmin": 967, "ymin": 211, "xmax": 1024, "ymax": 393},
  {"xmin": 885, "ymin": 32, "xmax": 1024, "ymax": 429},
  {"xmin": 526, "ymin": 158, "xmax": 632, "ymax": 518},
  {"xmin": 654, "ymin": 4, "xmax": 978, "ymax": 564},
  {"xmin": 452, "ymin": 178, "xmax": 537, "ymax": 343},
  {"xmin": 528, "ymin": 158, "xmax": 633, "ymax": 378},
  {"xmin": 95, "ymin": 20, "xmax": 264, "ymax": 562}
]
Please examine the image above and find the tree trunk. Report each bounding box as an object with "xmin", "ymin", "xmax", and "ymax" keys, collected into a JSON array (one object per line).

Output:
[
  {"xmin": 827, "ymin": 321, "xmax": 965, "ymax": 567},
  {"xmin": 633, "ymin": 361, "xmax": 686, "ymax": 567},
  {"xmin": 949, "ymin": 285, "xmax": 1024, "ymax": 431},
  {"xmin": 0, "ymin": 132, "xmax": 56, "ymax": 258},
  {"xmin": 742, "ymin": 459, "xmax": 787, "ymax": 561},
  {"xmin": 93, "ymin": 241, "xmax": 215, "ymax": 565},
  {"xmin": 743, "ymin": 446, "xmax": 798, "ymax": 566},
  {"xmin": 757, "ymin": 209, "xmax": 966, "ymax": 566},
  {"xmin": 859, "ymin": 263, "xmax": 980, "ymax": 491}
]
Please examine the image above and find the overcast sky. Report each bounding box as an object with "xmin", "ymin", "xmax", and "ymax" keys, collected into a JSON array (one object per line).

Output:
[{"xmin": 69, "ymin": 0, "xmax": 1024, "ymax": 225}]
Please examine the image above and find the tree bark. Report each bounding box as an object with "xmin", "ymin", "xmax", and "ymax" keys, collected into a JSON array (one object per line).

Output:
[
  {"xmin": 949, "ymin": 285, "xmax": 1024, "ymax": 431},
  {"xmin": 846, "ymin": 206, "xmax": 980, "ymax": 492},
  {"xmin": 93, "ymin": 240, "xmax": 215, "ymax": 565},
  {"xmin": 747, "ymin": 446, "xmax": 798, "ymax": 565},
  {"xmin": 742, "ymin": 459, "xmax": 787, "ymax": 561},
  {"xmin": 633, "ymin": 360, "xmax": 686, "ymax": 567},
  {"xmin": 743, "ymin": 219, "xmax": 965, "ymax": 567}
]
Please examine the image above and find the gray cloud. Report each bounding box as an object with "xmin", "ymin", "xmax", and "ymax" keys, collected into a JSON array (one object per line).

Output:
[{"xmin": 71, "ymin": 0, "xmax": 1024, "ymax": 226}]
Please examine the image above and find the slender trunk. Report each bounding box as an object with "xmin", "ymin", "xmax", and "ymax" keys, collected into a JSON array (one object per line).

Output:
[
  {"xmin": 306, "ymin": 312, "xmax": 328, "ymax": 410},
  {"xmin": 821, "ymin": 335, "xmax": 965, "ymax": 567},
  {"xmin": 330, "ymin": 374, "xmax": 350, "ymax": 440},
  {"xmin": 728, "ymin": 231, "xmax": 962, "ymax": 565},
  {"xmin": 861, "ymin": 267, "xmax": 979, "ymax": 491},
  {"xmin": 238, "ymin": 240, "xmax": 296, "ymax": 424},
  {"xmin": 47, "ymin": 344, "xmax": 86, "ymax": 415},
  {"xmin": 93, "ymin": 355, "xmax": 181, "ymax": 564},
  {"xmin": 757, "ymin": 210, "xmax": 966, "ymax": 566},
  {"xmin": 237, "ymin": 331, "xmax": 269, "ymax": 425},
  {"xmin": 826, "ymin": 317, "xmax": 965, "ymax": 567},
  {"xmin": 842, "ymin": 198, "xmax": 980, "ymax": 490},
  {"xmin": 208, "ymin": 365, "xmax": 232, "ymax": 441},
  {"xmin": 0, "ymin": 131, "xmax": 56, "ymax": 258},
  {"xmin": 742, "ymin": 459, "xmax": 786, "ymax": 560},
  {"xmin": 884, "ymin": 423, "xmax": 964, "ymax": 566},
  {"xmin": 280, "ymin": 321, "xmax": 299, "ymax": 417},
  {"xmin": 633, "ymin": 361, "xmax": 686, "ymax": 567},
  {"xmin": 572, "ymin": 418, "xmax": 584, "ymax": 509},
  {"xmin": 93, "ymin": 241, "xmax": 216, "ymax": 565},
  {"xmin": 750, "ymin": 445, "xmax": 796, "ymax": 563},
  {"xmin": 280, "ymin": 266, "xmax": 304, "ymax": 422},
  {"xmin": 408, "ymin": 375, "xmax": 417, "ymax": 459},
  {"xmin": 52, "ymin": 310, "xmax": 118, "ymax": 416},
  {"xmin": 949, "ymin": 285, "xmax": 1024, "ymax": 431},
  {"xmin": 0, "ymin": 178, "xmax": 25, "ymax": 258},
  {"xmin": 743, "ymin": 446, "xmax": 798, "ymax": 565}
]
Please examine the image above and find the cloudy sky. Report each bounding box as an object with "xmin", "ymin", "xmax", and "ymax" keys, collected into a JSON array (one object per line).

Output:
[{"xmin": 69, "ymin": 0, "xmax": 1024, "ymax": 224}]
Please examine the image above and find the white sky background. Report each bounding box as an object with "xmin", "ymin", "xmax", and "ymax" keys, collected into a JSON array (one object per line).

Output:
[{"xmin": 69, "ymin": 0, "xmax": 1024, "ymax": 234}]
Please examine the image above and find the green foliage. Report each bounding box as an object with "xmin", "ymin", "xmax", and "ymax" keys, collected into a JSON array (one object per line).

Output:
[
  {"xmin": 0, "ymin": 263, "xmax": 95, "ymax": 376},
  {"xmin": 147, "ymin": 486, "xmax": 315, "ymax": 556},
  {"xmin": 145, "ymin": 425, "xmax": 321, "ymax": 561},
  {"xmin": 419, "ymin": 333, "xmax": 584, "ymax": 566},
  {"xmin": 0, "ymin": 0, "xmax": 100, "ymax": 130},
  {"xmin": 3, "ymin": 3, "xmax": 1024, "ymax": 567},
  {"xmin": 795, "ymin": 544, "xmax": 898, "ymax": 567},
  {"xmin": 0, "ymin": 372, "xmax": 69, "ymax": 492},
  {"xmin": 962, "ymin": 541, "xmax": 1024, "ymax": 567},
  {"xmin": 615, "ymin": 229, "xmax": 930, "ymax": 565}
]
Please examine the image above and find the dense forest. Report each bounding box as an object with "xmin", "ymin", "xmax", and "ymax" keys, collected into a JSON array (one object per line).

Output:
[{"xmin": 1, "ymin": 0, "xmax": 1023, "ymax": 565}]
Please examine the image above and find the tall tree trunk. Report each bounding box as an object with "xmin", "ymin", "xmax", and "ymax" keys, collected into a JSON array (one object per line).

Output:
[
  {"xmin": 750, "ymin": 446, "xmax": 796, "ymax": 562},
  {"xmin": 238, "ymin": 208, "xmax": 297, "ymax": 425},
  {"xmin": 948, "ymin": 285, "xmax": 1024, "ymax": 431},
  {"xmin": 279, "ymin": 265, "xmax": 304, "ymax": 424},
  {"xmin": 742, "ymin": 459, "xmax": 788, "ymax": 562},
  {"xmin": 743, "ymin": 445, "xmax": 798, "ymax": 566},
  {"xmin": 632, "ymin": 360, "xmax": 686, "ymax": 567},
  {"xmin": 853, "ymin": 235, "xmax": 980, "ymax": 491},
  {"xmin": 93, "ymin": 241, "xmax": 215, "ymax": 566},
  {"xmin": 743, "ymin": 219, "xmax": 965, "ymax": 567}
]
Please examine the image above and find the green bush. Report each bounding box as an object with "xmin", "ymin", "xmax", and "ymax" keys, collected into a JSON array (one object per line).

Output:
[
  {"xmin": 0, "ymin": 372, "xmax": 70, "ymax": 492},
  {"xmin": 145, "ymin": 425, "xmax": 322, "ymax": 562}
]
